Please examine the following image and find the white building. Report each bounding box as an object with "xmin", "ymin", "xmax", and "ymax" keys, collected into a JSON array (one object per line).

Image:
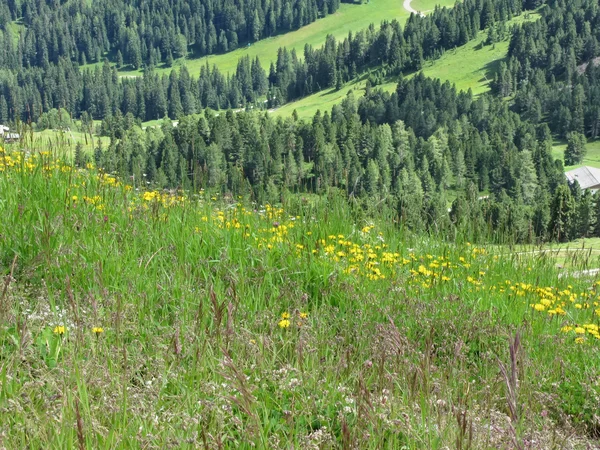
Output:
[{"xmin": 565, "ymin": 166, "xmax": 600, "ymax": 192}]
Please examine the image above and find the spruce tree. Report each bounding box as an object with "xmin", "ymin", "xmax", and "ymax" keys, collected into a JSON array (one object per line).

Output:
[
  {"xmin": 549, "ymin": 184, "xmax": 575, "ymax": 242},
  {"xmin": 564, "ymin": 132, "xmax": 587, "ymax": 166}
]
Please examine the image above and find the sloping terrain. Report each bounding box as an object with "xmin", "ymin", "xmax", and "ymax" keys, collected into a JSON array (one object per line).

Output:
[{"xmin": 1, "ymin": 148, "xmax": 600, "ymax": 447}]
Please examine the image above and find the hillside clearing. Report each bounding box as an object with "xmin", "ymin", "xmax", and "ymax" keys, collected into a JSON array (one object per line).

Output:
[
  {"xmin": 80, "ymin": 0, "xmax": 454, "ymax": 78},
  {"xmin": 553, "ymin": 139, "xmax": 600, "ymax": 170},
  {"xmin": 274, "ymin": 11, "xmax": 540, "ymax": 119}
]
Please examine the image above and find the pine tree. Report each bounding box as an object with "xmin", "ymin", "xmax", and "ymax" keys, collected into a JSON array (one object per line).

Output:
[
  {"xmin": 168, "ymin": 71, "xmax": 183, "ymax": 119},
  {"xmin": 165, "ymin": 50, "xmax": 174, "ymax": 68},
  {"xmin": 576, "ymin": 189, "xmax": 593, "ymax": 238},
  {"xmin": 564, "ymin": 132, "xmax": 587, "ymax": 166},
  {"xmin": 532, "ymin": 186, "xmax": 551, "ymax": 240},
  {"xmin": 159, "ymin": 133, "xmax": 178, "ymax": 185},
  {"xmin": 519, "ymin": 150, "xmax": 538, "ymax": 205},
  {"xmin": 549, "ymin": 184, "xmax": 575, "ymax": 242}
]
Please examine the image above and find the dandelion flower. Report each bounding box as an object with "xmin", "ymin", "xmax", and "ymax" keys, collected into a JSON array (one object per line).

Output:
[
  {"xmin": 53, "ymin": 326, "xmax": 65, "ymax": 335},
  {"xmin": 278, "ymin": 319, "xmax": 291, "ymax": 329},
  {"xmin": 574, "ymin": 327, "xmax": 586, "ymax": 334},
  {"xmin": 299, "ymin": 312, "xmax": 308, "ymax": 319},
  {"xmin": 281, "ymin": 312, "xmax": 290, "ymax": 319},
  {"xmin": 92, "ymin": 327, "xmax": 104, "ymax": 335},
  {"xmin": 575, "ymin": 337, "xmax": 585, "ymax": 344}
]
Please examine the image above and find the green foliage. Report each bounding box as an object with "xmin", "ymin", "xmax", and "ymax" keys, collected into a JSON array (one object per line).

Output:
[
  {"xmin": 35, "ymin": 109, "xmax": 74, "ymax": 131},
  {"xmin": 503, "ymin": 0, "xmax": 600, "ymax": 140},
  {"xmin": 70, "ymin": 70, "xmax": 588, "ymax": 244},
  {"xmin": 565, "ymin": 132, "xmax": 587, "ymax": 166},
  {"xmin": 35, "ymin": 327, "xmax": 64, "ymax": 369},
  {"xmin": 555, "ymin": 382, "xmax": 600, "ymax": 435},
  {"xmin": 3, "ymin": 0, "xmax": 341, "ymax": 70},
  {"xmin": 549, "ymin": 184, "xmax": 575, "ymax": 242}
]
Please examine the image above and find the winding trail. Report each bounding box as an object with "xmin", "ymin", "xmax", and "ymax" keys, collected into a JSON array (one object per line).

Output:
[{"xmin": 403, "ymin": 0, "xmax": 426, "ymax": 16}]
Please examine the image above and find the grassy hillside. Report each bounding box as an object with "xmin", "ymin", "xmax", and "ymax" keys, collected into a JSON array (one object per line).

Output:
[
  {"xmin": 1, "ymin": 146, "xmax": 600, "ymax": 447},
  {"xmin": 79, "ymin": 0, "xmax": 455, "ymax": 78},
  {"xmin": 192, "ymin": 0, "xmax": 457, "ymax": 75},
  {"xmin": 23, "ymin": 14, "xmax": 526, "ymax": 151},
  {"xmin": 272, "ymin": 75, "xmax": 391, "ymax": 119},
  {"xmin": 274, "ymin": 11, "xmax": 541, "ymax": 119}
]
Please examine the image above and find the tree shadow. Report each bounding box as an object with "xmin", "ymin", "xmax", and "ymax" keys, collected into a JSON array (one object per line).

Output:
[
  {"xmin": 475, "ymin": 52, "xmax": 507, "ymax": 85},
  {"xmin": 118, "ymin": 64, "xmax": 140, "ymax": 73}
]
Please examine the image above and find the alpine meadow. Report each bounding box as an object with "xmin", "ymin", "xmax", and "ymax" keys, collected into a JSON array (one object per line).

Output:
[{"xmin": 2, "ymin": 0, "xmax": 600, "ymax": 448}]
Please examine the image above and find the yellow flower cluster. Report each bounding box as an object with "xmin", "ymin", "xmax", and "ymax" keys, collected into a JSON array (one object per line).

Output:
[
  {"xmin": 139, "ymin": 190, "xmax": 186, "ymax": 207},
  {"xmin": 278, "ymin": 311, "xmax": 308, "ymax": 329},
  {"xmin": 561, "ymin": 323, "xmax": 600, "ymax": 344},
  {"xmin": 529, "ymin": 286, "xmax": 597, "ymax": 316},
  {"xmin": 8, "ymin": 149, "xmax": 600, "ymax": 347},
  {"xmin": 0, "ymin": 149, "xmax": 44, "ymax": 172},
  {"xmin": 82, "ymin": 195, "xmax": 105, "ymax": 211}
]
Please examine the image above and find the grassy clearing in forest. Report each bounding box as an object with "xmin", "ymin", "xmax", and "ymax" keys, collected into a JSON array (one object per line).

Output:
[
  {"xmin": 272, "ymin": 31, "xmax": 501, "ymax": 120},
  {"xmin": 272, "ymin": 76, "xmax": 396, "ymax": 119},
  {"xmin": 275, "ymin": 11, "xmax": 541, "ymax": 119},
  {"xmin": 553, "ymin": 139, "xmax": 600, "ymax": 170},
  {"xmin": 26, "ymin": 129, "xmax": 110, "ymax": 155},
  {"xmin": 1, "ymin": 146, "xmax": 600, "ymax": 448},
  {"xmin": 80, "ymin": 0, "xmax": 454, "ymax": 78}
]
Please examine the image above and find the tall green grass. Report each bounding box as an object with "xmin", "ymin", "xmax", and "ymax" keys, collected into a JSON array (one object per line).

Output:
[{"xmin": 1, "ymin": 145, "xmax": 600, "ymax": 448}]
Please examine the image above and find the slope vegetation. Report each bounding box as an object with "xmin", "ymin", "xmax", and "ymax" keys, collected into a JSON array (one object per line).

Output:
[
  {"xmin": 1, "ymin": 147, "xmax": 599, "ymax": 447},
  {"xmin": 274, "ymin": 11, "xmax": 540, "ymax": 119},
  {"xmin": 110, "ymin": 0, "xmax": 455, "ymax": 77}
]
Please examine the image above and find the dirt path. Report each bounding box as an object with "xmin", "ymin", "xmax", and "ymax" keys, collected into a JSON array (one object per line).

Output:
[
  {"xmin": 403, "ymin": 0, "xmax": 426, "ymax": 16},
  {"xmin": 403, "ymin": 0, "xmax": 418, "ymax": 14}
]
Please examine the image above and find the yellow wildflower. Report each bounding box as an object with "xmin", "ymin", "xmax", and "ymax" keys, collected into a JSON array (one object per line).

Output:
[
  {"xmin": 299, "ymin": 312, "xmax": 308, "ymax": 319},
  {"xmin": 281, "ymin": 312, "xmax": 290, "ymax": 319},
  {"xmin": 278, "ymin": 319, "xmax": 291, "ymax": 329},
  {"xmin": 92, "ymin": 327, "xmax": 104, "ymax": 335},
  {"xmin": 53, "ymin": 326, "xmax": 65, "ymax": 335}
]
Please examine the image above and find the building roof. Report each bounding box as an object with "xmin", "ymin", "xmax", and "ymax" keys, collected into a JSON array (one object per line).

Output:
[{"xmin": 565, "ymin": 166, "xmax": 600, "ymax": 189}]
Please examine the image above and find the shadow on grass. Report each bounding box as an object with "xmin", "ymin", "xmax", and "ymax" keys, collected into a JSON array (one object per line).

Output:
[
  {"xmin": 475, "ymin": 50, "xmax": 507, "ymax": 85},
  {"xmin": 316, "ymin": 73, "xmax": 400, "ymax": 99}
]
